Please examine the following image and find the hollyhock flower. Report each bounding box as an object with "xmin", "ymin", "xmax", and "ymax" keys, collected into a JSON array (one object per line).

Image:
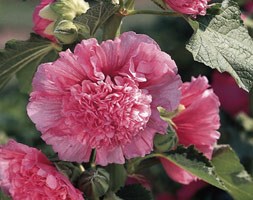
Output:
[
  {"xmin": 211, "ymin": 71, "xmax": 249, "ymax": 116},
  {"xmin": 164, "ymin": 0, "xmax": 210, "ymax": 16},
  {"xmin": 0, "ymin": 140, "xmax": 84, "ymax": 200},
  {"xmin": 27, "ymin": 31, "xmax": 182, "ymax": 166},
  {"xmin": 33, "ymin": 0, "xmax": 58, "ymax": 42},
  {"xmin": 160, "ymin": 76, "xmax": 220, "ymax": 184}
]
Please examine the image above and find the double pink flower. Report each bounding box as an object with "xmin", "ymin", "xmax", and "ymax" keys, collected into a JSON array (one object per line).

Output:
[
  {"xmin": 27, "ymin": 32, "xmax": 182, "ymax": 166},
  {"xmin": 0, "ymin": 140, "xmax": 84, "ymax": 200},
  {"xmin": 164, "ymin": 0, "xmax": 210, "ymax": 16}
]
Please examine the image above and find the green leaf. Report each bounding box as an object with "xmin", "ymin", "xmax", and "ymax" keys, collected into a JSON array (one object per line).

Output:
[
  {"xmin": 116, "ymin": 184, "xmax": 153, "ymax": 200},
  {"xmin": 157, "ymin": 145, "xmax": 225, "ymax": 190},
  {"xmin": 0, "ymin": 34, "xmax": 61, "ymax": 93},
  {"xmin": 73, "ymin": 0, "xmax": 120, "ymax": 37},
  {"xmin": 186, "ymin": 0, "xmax": 253, "ymax": 92},
  {"xmin": 105, "ymin": 164, "xmax": 127, "ymax": 192},
  {"xmin": 211, "ymin": 145, "xmax": 253, "ymax": 200}
]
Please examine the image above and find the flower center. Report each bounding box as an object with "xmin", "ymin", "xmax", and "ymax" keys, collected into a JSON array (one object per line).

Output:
[{"xmin": 62, "ymin": 76, "xmax": 152, "ymax": 148}]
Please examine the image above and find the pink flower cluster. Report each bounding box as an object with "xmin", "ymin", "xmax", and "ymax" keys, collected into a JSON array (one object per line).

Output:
[
  {"xmin": 164, "ymin": 0, "xmax": 210, "ymax": 16},
  {"xmin": 27, "ymin": 32, "xmax": 182, "ymax": 166},
  {"xmin": 161, "ymin": 76, "xmax": 220, "ymax": 184},
  {"xmin": 0, "ymin": 140, "xmax": 84, "ymax": 200}
]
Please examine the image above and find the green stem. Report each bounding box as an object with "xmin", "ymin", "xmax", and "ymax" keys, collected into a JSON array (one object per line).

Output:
[
  {"xmin": 127, "ymin": 9, "xmax": 180, "ymax": 17},
  {"xmin": 89, "ymin": 149, "xmax": 97, "ymax": 169},
  {"xmin": 102, "ymin": 14, "xmax": 123, "ymax": 40}
]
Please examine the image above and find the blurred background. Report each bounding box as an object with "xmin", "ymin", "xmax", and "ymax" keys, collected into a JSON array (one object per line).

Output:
[{"xmin": 0, "ymin": 0, "xmax": 252, "ymax": 199}]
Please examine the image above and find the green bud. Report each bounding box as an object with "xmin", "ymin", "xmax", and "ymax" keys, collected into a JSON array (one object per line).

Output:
[
  {"xmin": 53, "ymin": 161, "xmax": 84, "ymax": 183},
  {"xmin": 51, "ymin": 0, "xmax": 90, "ymax": 20},
  {"xmin": 154, "ymin": 126, "xmax": 178, "ymax": 152},
  {"xmin": 54, "ymin": 20, "xmax": 78, "ymax": 44},
  {"xmin": 78, "ymin": 168, "xmax": 110, "ymax": 198}
]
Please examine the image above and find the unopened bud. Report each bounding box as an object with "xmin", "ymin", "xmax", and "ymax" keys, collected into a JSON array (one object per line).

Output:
[
  {"xmin": 54, "ymin": 20, "xmax": 78, "ymax": 44},
  {"xmin": 51, "ymin": 0, "xmax": 90, "ymax": 20},
  {"xmin": 78, "ymin": 168, "xmax": 110, "ymax": 198},
  {"xmin": 154, "ymin": 126, "xmax": 178, "ymax": 152}
]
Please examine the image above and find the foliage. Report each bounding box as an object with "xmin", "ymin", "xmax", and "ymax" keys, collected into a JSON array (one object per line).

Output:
[{"xmin": 0, "ymin": 0, "xmax": 253, "ymax": 199}]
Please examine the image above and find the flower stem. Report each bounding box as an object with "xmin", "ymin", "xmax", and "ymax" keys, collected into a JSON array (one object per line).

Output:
[
  {"xmin": 126, "ymin": 9, "xmax": 180, "ymax": 17},
  {"xmin": 102, "ymin": 14, "xmax": 123, "ymax": 40},
  {"xmin": 89, "ymin": 149, "xmax": 97, "ymax": 169}
]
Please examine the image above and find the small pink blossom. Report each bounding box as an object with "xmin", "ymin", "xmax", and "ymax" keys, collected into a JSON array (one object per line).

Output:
[
  {"xmin": 161, "ymin": 76, "xmax": 220, "ymax": 184},
  {"xmin": 0, "ymin": 140, "xmax": 84, "ymax": 200},
  {"xmin": 211, "ymin": 71, "xmax": 249, "ymax": 116},
  {"xmin": 164, "ymin": 0, "xmax": 210, "ymax": 16},
  {"xmin": 33, "ymin": 0, "xmax": 57, "ymax": 42},
  {"xmin": 27, "ymin": 31, "xmax": 182, "ymax": 166}
]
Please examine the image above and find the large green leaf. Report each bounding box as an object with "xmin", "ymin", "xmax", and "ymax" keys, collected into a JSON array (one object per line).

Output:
[
  {"xmin": 157, "ymin": 145, "xmax": 253, "ymax": 200},
  {"xmin": 186, "ymin": 0, "xmax": 253, "ymax": 92},
  {"xmin": 157, "ymin": 145, "xmax": 225, "ymax": 190},
  {"xmin": 211, "ymin": 145, "xmax": 253, "ymax": 200},
  {"xmin": 73, "ymin": 0, "xmax": 120, "ymax": 37},
  {"xmin": 0, "ymin": 34, "xmax": 61, "ymax": 93}
]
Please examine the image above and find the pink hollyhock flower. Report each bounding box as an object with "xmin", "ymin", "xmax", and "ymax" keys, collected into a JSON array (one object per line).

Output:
[
  {"xmin": 164, "ymin": 0, "xmax": 210, "ymax": 16},
  {"xmin": 211, "ymin": 71, "xmax": 249, "ymax": 116},
  {"xmin": 0, "ymin": 140, "xmax": 84, "ymax": 200},
  {"xmin": 33, "ymin": 0, "xmax": 57, "ymax": 42},
  {"xmin": 27, "ymin": 31, "xmax": 182, "ymax": 166},
  {"xmin": 160, "ymin": 76, "xmax": 220, "ymax": 184}
]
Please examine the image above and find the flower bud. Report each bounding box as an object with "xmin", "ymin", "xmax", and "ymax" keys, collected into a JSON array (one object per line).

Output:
[
  {"xmin": 77, "ymin": 168, "xmax": 110, "ymax": 198},
  {"xmin": 53, "ymin": 160, "xmax": 83, "ymax": 183},
  {"xmin": 154, "ymin": 126, "xmax": 178, "ymax": 152},
  {"xmin": 33, "ymin": 0, "xmax": 58, "ymax": 42},
  {"xmin": 51, "ymin": 0, "xmax": 90, "ymax": 20},
  {"xmin": 54, "ymin": 20, "xmax": 78, "ymax": 44}
]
